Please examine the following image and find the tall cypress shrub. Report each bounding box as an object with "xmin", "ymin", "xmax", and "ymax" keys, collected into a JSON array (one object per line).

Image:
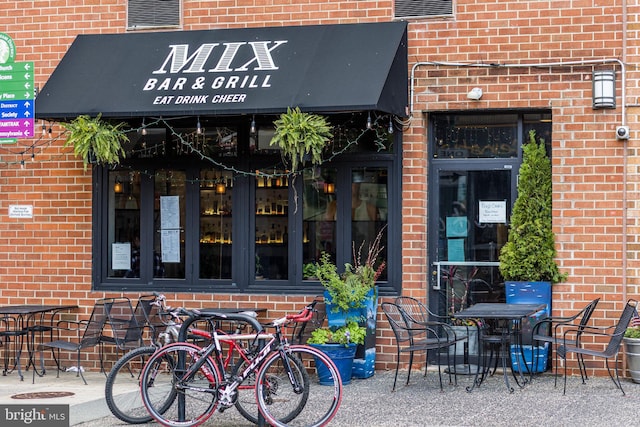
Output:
[{"xmin": 499, "ymin": 130, "xmax": 567, "ymax": 283}]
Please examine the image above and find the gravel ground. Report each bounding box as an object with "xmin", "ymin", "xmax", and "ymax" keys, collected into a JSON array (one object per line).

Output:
[{"xmin": 75, "ymin": 368, "xmax": 640, "ymax": 427}]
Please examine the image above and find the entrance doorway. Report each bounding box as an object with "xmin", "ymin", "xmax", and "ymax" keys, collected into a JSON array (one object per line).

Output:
[{"xmin": 427, "ymin": 112, "xmax": 552, "ymax": 317}]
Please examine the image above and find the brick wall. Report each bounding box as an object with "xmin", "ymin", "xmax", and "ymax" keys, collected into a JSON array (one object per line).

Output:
[{"xmin": 1, "ymin": 0, "xmax": 637, "ymax": 378}]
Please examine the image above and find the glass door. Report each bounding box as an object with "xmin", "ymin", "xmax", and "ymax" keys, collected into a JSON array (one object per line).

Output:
[{"xmin": 429, "ymin": 165, "xmax": 517, "ymax": 317}]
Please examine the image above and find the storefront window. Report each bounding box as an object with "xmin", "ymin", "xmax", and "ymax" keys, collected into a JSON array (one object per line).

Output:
[
  {"xmin": 255, "ymin": 169, "xmax": 289, "ymax": 280},
  {"xmin": 303, "ymin": 168, "xmax": 337, "ymax": 277},
  {"xmin": 432, "ymin": 114, "xmax": 518, "ymax": 159},
  {"xmin": 108, "ymin": 171, "xmax": 141, "ymax": 278},
  {"xmin": 200, "ymin": 169, "xmax": 233, "ymax": 279},
  {"xmin": 96, "ymin": 113, "xmax": 399, "ymax": 294},
  {"xmin": 154, "ymin": 170, "xmax": 186, "ymax": 279},
  {"xmin": 351, "ymin": 168, "xmax": 388, "ymax": 281}
]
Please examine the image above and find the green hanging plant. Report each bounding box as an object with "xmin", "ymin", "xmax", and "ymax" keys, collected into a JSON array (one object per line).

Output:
[
  {"xmin": 62, "ymin": 114, "xmax": 128, "ymax": 170},
  {"xmin": 270, "ymin": 107, "xmax": 333, "ymax": 172}
]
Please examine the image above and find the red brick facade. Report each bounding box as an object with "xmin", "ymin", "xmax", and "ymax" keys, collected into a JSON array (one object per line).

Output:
[{"xmin": 1, "ymin": 1, "xmax": 638, "ymax": 378}]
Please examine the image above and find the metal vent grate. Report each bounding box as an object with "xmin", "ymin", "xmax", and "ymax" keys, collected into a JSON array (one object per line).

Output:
[
  {"xmin": 128, "ymin": 0, "xmax": 180, "ymax": 29},
  {"xmin": 395, "ymin": 0, "xmax": 453, "ymax": 18}
]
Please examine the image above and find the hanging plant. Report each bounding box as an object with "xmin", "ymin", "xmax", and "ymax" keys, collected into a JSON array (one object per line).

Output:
[
  {"xmin": 62, "ymin": 114, "xmax": 128, "ymax": 170},
  {"xmin": 270, "ymin": 107, "xmax": 333, "ymax": 173}
]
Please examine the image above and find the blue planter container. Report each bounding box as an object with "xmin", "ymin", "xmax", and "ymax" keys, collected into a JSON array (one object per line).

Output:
[
  {"xmin": 506, "ymin": 281, "xmax": 552, "ymax": 372},
  {"xmin": 309, "ymin": 343, "xmax": 357, "ymax": 385},
  {"xmin": 324, "ymin": 288, "xmax": 378, "ymax": 379},
  {"xmin": 510, "ymin": 344, "xmax": 549, "ymax": 373}
]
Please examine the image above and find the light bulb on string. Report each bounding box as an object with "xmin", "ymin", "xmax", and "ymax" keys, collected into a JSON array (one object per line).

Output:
[
  {"xmin": 366, "ymin": 112, "xmax": 372, "ymax": 129},
  {"xmin": 196, "ymin": 116, "xmax": 202, "ymax": 135},
  {"xmin": 388, "ymin": 116, "xmax": 394, "ymax": 134},
  {"xmin": 250, "ymin": 115, "xmax": 256, "ymax": 135},
  {"xmin": 141, "ymin": 118, "xmax": 147, "ymax": 136},
  {"xmin": 42, "ymin": 121, "xmax": 46, "ymax": 136}
]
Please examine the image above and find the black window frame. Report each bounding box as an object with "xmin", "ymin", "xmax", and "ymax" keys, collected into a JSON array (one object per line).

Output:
[{"xmin": 92, "ymin": 114, "xmax": 402, "ymax": 297}]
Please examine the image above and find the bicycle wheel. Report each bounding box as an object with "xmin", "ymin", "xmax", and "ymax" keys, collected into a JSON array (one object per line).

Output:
[
  {"xmin": 256, "ymin": 345, "xmax": 342, "ymax": 427},
  {"xmin": 140, "ymin": 342, "xmax": 222, "ymax": 427},
  {"xmin": 235, "ymin": 352, "xmax": 309, "ymax": 424},
  {"xmin": 106, "ymin": 346, "xmax": 170, "ymax": 424}
]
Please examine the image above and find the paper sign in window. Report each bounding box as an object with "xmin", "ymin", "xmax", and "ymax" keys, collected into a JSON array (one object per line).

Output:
[
  {"xmin": 447, "ymin": 238, "xmax": 465, "ymax": 261},
  {"xmin": 112, "ymin": 243, "xmax": 131, "ymax": 270},
  {"xmin": 479, "ymin": 200, "xmax": 507, "ymax": 224},
  {"xmin": 446, "ymin": 216, "xmax": 468, "ymax": 238}
]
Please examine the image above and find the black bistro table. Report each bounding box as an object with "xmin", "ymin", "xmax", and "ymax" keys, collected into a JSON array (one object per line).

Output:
[
  {"xmin": 453, "ymin": 303, "xmax": 546, "ymax": 393},
  {"xmin": 0, "ymin": 304, "xmax": 78, "ymax": 381}
]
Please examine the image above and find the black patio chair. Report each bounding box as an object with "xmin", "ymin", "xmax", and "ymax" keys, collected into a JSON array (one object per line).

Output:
[
  {"xmin": 38, "ymin": 298, "xmax": 110, "ymax": 384},
  {"xmin": 381, "ymin": 302, "xmax": 456, "ymax": 391},
  {"xmin": 100, "ymin": 297, "xmax": 143, "ymax": 360},
  {"xmin": 531, "ymin": 297, "xmax": 600, "ymax": 384},
  {"xmin": 395, "ymin": 296, "xmax": 467, "ymax": 382},
  {"xmin": 557, "ymin": 298, "xmax": 638, "ymax": 395}
]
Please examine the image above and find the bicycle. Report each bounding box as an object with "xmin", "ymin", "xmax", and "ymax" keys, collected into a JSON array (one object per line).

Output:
[
  {"xmin": 139, "ymin": 302, "xmax": 343, "ymax": 427},
  {"xmin": 105, "ymin": 294, "xmax": 304, "ymax": 425}
]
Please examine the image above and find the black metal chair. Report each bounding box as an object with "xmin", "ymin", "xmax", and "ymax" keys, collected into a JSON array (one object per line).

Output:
[
  {"xmin": 531, "ymin": 297, "xmax": 600, "ymax": 384},
  {"xmin": 557, "ymin": 298, "xmax": 637, "ymax": 395},
  {"xmin": 381, "ymin": 302, "xmax": 456, "ymax": 391},
  {"xmin": 38, "ymin": 298, "xmax": 110, "ymax": 384},
  {"xmin": 395, "ymin": 296, "xmax": 467, "ymax": 382},
  {"xmin": 100, "ymin": 297, "xmax": 143, "ymax": 359}
]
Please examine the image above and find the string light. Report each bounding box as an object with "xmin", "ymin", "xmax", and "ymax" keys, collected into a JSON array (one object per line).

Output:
[
  {"xmin": 141, "ymin": 118, "xmax": 147, "ymax": 136},
  {"xmin": 388, "ymin": 116, "xmax": 394, "ymax": 134},
  {"xmin": 42, "ymin": 120, "xmax": 47, "ymax": 136},
  {"xmin": 366, "ymin": 112, "xmax": 372, "ymax": 129},
  {"xmin": 196, "ymin": 116, "xmax": 202, "ymax": 135},
  {"xmin": 250, "ymin": 115, "xmax": 256, "ymax": 135}
]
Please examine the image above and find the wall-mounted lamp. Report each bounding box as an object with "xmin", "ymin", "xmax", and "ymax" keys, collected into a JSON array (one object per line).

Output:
[
  {"xmin": 467, "ymin": 87, "xmax": 483, "ymax": 100},
  {"xmin": 114, "ymin": 177, "xmax": 123, "ymax": 194},
  {"xmin": 216, "ymin": 182, "xmax": 227, "ymax": 194},
  {"xmin": 323, "ymin": 182, "xmax": 335, "ymax": 194},
  {"xmin": 593, "ymin": 70, "xmax": 616, "ymax": 109}
]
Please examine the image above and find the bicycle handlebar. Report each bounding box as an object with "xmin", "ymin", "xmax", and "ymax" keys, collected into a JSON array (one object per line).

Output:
[{"xmin": 272, "ymin": 300, "xmax": 319, "ymax": 326}]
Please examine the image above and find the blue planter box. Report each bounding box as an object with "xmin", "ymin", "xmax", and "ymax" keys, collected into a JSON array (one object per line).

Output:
[
  {"xmin": 505, "ymin": 281, "xmax": 552, "ymax": 372},
  {"xmin": 510, "ymin": 344, "xmax": 549, "ymax": 373},
  {"xmin": 324, "ymin": 288, "xmax": 377, "ymax": 379}
]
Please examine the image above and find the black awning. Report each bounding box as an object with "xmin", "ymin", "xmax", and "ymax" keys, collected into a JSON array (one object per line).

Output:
[{"xmin": 36, "ymin": 22, "xmax": 408, "ymax": 120}]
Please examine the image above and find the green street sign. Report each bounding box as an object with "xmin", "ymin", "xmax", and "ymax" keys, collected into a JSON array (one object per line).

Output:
[{"xmin": 0, "ymin": 138, "xmax": 17, "ymax": 144}]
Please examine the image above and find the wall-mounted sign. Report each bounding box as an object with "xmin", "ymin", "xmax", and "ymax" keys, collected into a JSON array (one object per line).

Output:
[
  {"xmin": 8, "ymin": 204, "xmax": 33, "ymax": 218},
  {"xmin": 0, "ymin": 32, "xmax": 16, "ymax": 64},
  {"xmin": 0, "ymin": 61, "xmax": 34, "ymax": 143}
]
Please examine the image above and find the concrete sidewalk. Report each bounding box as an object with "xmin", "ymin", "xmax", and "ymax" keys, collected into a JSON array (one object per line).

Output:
[{"xmin": 0, "ymin": 367, "xmax": 639, "ymax": 426}]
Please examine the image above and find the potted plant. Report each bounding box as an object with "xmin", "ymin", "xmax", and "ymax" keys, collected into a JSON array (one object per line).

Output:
[
  {"xmin": 270, "ymin": 106, "xmax": 333, "ymax": 173},
  {"xmin": 307, "ymin": 321, "xmax": 366, "ymax": 385},
  {"xmin": 314, "ymin": 226, "xmax": 386, "ymax": 379},
  {"xmin": 62, "ymin": 114, "xmax": 128, "ymax": 170},
  {"xmin": 498, "ymin": 129, "xmax": 567, "ymax": 372},
  {"xmin": 624, "ymin": 324, "xmax": 640, "ymax": 383}
]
